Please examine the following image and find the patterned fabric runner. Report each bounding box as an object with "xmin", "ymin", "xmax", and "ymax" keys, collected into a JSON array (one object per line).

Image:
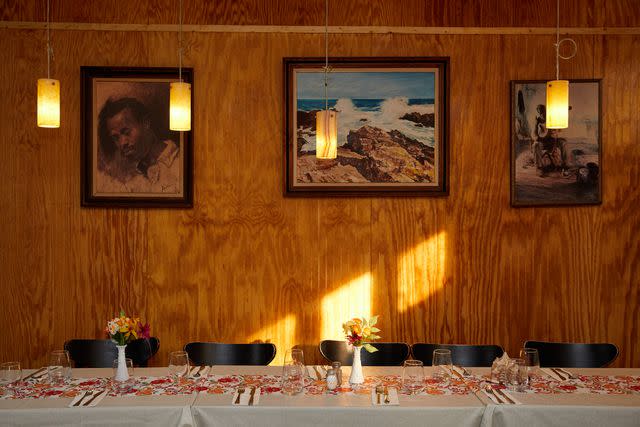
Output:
[{"xmin": 3, "ymin": 373, "xmax": 639, "ymax": 400}]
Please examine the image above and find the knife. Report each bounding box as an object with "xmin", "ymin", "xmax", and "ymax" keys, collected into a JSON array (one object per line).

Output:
[
  {"xmin": 495, "ymin": 388, "xmax": 515, "ymax": 404},
  {"xmin": 23, "ymin": 367, "xmax": 46, "ymax": 381},
  {"xmin": 248, "ymin": 387, "xmax": 257, "ymax": 406},
  {"xmin": 82, "ymin": 390, "xmax": 106, "ymax": 407},
  {"xmin": 384, "ymin": 386, "xmax": 390, "ymax": 404},
  {"xmin": 558, "ymin": 368, "xmax": 576, "ymax": 379},
  {"xmin": 486, "ymin": 387, "xmax": 504, "ymax": 404},
  {"xmin": 551, "ymin": 368, "xmax": 567, "ymax": 381},
  {"xmin": 313, "ymin": 366, "xmax": 322, "ymax": 380},
  {"xmin": 73, "ymin": 391, "xmax": 92, "ymax": 407}
]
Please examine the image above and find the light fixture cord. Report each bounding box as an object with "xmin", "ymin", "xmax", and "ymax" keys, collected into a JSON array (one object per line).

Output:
[
  {"xmin": 46, "ymin": 0, "xmax": 51, "ymax": 79},
  {"xmin": 555, "ymin": 0, "xmax": 560, "ymax": 80},
  {"xmin": 179, "ymin": 0, "xmax": 183, "ymax": 82},
  {"xmin": 324, "ymin": 0, "xmax": 329, "ymax": 113}
]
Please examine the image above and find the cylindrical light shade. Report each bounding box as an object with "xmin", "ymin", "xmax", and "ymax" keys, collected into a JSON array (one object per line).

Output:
[
  {"xmin": 315, "ymin": 110, "xmax": 337, "ymax": 159},
  {"xmin": 170, "ymin": 81, "xmax": 191, "ymax": 131},
  {"xmin": 37, "ymin": 78, "xmax": 60, "ymax": 128},
  {"xmin": 546, "ymin": 79, "xmax": 569, "ymax": 129}
]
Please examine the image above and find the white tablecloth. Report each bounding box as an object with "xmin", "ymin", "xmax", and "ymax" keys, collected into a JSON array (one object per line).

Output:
[{"xmin": 1, "ymin": 366, "xmax": 639, "ymax": 426}]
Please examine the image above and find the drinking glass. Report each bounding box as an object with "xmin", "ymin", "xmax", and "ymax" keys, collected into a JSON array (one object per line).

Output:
[
  {"xmin": 284, "ymin": 348, "xmax": 304, "ymax": 366},
  {"xmin": 401, "ymin": 360, "xmax": 425, "ymax": 394},
  {"xmin": 281, "ymin": 361, "xmax": 304, "ymax": 395},
  {"xmin": 48, "ymin": 350, "xmax": 71, "ymax": 385},
  {"xmin": 168, "ymin": 351, "xmax": 190, "ymax": 384},
  {"xmin": 112, "ymin": 358, "xmax": 134, "ymax": 394},
  {"xmin": 432, "ymin": 349, "xmax": 453, "ymax": 382},
  {"xmin": 0, "ymin": 362, "xmax": 22, "ymax": 396},
  {"xmin": 508, "ymin": 358, "xmax": 528, "ymax": 392},
  {"xmin": 519, "ymin": 348, "xmax": 540, "ymax": 380}
]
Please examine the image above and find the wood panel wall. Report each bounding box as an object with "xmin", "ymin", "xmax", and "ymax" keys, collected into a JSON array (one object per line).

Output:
[{"xmin": 0, "ymin": 1, "xmax": 638, "ymax": 368}]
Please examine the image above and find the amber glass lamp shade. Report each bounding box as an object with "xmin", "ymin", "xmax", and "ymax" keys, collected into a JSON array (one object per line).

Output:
[
  {"xmin": 37, "ymin": 78, "xmax": 60, "ymax": 128},
  {"xmin": 546, "ymin": 80, "xmax": 569, "ymax": 129},
  {"xmin": 170, "ymin": 81, "xmax": 191, "ymax": 131},
  {"xmin": 315, "ymin": 110, "xmax": 337, "ymax": 159}
]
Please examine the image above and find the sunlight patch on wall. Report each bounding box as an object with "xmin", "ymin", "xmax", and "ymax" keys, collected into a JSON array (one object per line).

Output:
[
  {"xmin": 320, "ymin": 272, "xmax": 372, "ymax": 340},
  {"xmin": 398, "ymin": 231, "xmax": 446, "ymax": 312},
  {"xmin": 246, "ymin": 314, "xmax": 296, "ymax": 365}
]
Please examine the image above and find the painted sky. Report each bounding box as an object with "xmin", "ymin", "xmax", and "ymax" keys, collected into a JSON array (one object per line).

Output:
[{"xmin": 297, "ymin": 71, "xmax": 435, "ymax": 99}]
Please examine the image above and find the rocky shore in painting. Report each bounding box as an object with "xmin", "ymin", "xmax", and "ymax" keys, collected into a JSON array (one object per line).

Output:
[{"xmin": 296, "ymin": 121, "xmax": 435, "ymax": 183}]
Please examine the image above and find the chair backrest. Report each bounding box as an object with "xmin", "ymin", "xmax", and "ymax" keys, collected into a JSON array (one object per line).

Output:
[
  {"xmin": 319, "ymin": 340, "xmax": 410, "ymax": 366},
  {"xmin": 411, "ymin": 343, "xmax": 504, "ymax": 367},
  {"xmin": 184, "ymin": 342, "xmax": 277, "ymax": 365},
  {"xmin": 64, "ymin": 339, "xmax": 118, "ymax": 368},
  {"xmin": 523, "ymin": 340, "xmax": 619, "ymax": 368},
  {"xmin": 126, "ymin": 337, "xmax": 160, "ymax": 367}
]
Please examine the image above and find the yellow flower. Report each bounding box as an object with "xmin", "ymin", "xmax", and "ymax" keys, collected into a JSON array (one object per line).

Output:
[
  {"xmin": 353, "ymin": 324, "xmax": 362, "ymax": 335},
  {"xmin": 363, "ymin": 326, "xmax": 371, "ymax": 336}
]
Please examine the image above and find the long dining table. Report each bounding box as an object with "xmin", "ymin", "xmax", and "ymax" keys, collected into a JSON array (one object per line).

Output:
[{"xmin": 0, "ymin": 365, "xmax": 639, "ymax": 426}]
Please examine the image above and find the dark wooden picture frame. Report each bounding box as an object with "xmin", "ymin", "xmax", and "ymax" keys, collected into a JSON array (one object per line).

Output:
[
  {"xmin": 284, "ymin": 57, "xmax": 449, "ymax": 197},
  {"xmin": 510, "ymin": 79, "xmax": 602, "ymax": 207},
  {"xmin": 81, "ymin": 66, "xmax": 193, "ymax": 208}
]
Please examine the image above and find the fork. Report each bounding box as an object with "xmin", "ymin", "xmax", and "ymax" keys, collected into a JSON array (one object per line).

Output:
[
  {"xmin": 375, "ymin": 385, "xmax": 383, "ymax": 404},
  {"xmin": 73, "ymin": 391, "xmax": 92, "ymax": 407},
  {"xmin": 384, "ymin": 386, "xmax": 390, "ymax": 404},
  {"xmin": 235, "ymin": 387, "xmax": 245, "ymax": 404}
]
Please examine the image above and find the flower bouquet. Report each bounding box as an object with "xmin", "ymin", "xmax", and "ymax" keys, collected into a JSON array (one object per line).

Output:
[
  {"xmin": 342, "ymin": 316, "xmax": 381, "ymax": 385},
  {"xmin": 106, "ymin": 310, "xmax": 150, "ymax": 382}
]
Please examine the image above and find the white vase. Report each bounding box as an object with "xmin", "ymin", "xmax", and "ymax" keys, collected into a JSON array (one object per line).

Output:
[
  {"xmin": 349, "ymin": 346, "xmax": 364, "ymax": 385},
  {"xmin": 114, "ymin": 345, "xmax": 129, "ymax": 382}
]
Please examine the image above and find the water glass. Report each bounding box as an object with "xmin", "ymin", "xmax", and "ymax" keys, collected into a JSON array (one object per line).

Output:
[
  {"xmin": 401, "ymin": 360, "xmax": 425, "ymax": 394},
  {"xmin": 281, "ymin": 361, "xmax": 304, "ymax": 395},
  {"xmin": 168, "ymin": 351, "xmax": 190, "ymax": 384},
  {"xmin": 284, "ymin": 348, "xmax": 305, "ymax": 366},
  {"xmin": 508, "ymin": 358, "xmax": 528, "ymax": 392},
  {"xmin": 48, "ymin": 350, "xmax": 71, "ymax": 385},
  {"xmin": 432, "ymin": 349, "xmax": 453, "ymax": 382},
  {"xmin": 112, "ymin": 358, "xmax": 134, "ymax": 394},
  {"xmin": 519, "ymin": 348, "xmax": 540, "ymax": 379},
  {"xmin": 0, "ymin": 362, "xmax": 22, "ymax": 396}
]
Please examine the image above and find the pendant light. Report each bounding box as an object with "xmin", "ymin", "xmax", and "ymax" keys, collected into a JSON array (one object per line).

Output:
[
  {"xmin": 546, "ymin": 0, "xmax": 577, "ymax": 129},
  {"xmin": 170, "ymin": 0, "xmax": 191, "ymax": 131},
  {"xmin": 37, "ymin": 0, "xmax": 60, "ymax": 128},
  {"xmin": 315, "ymin": 0, "xmax": 337, "ymax": 159}
]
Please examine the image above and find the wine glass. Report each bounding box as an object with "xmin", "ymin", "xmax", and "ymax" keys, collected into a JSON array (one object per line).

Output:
[
  {"xmin": 0, "ymin": 362, "xmax": 22, "ymax": 397},
  {"xmin": 112, "ymin": 358, "xmax": 134, "ymax": 394},
  {"xmin": 284, "ymin": 348, "xmax": 304, "ymax": 366},
  {"xmin": 519, "ymin": 348, "xmax": 540, "ymax": 380},
  {"xmin": 401, "ymin": 360, "xmax": 424, "ymax": 394},
  {"xmin": 168, "ymin": 351, "xmax": 190, "ymax": 384},
  {"xmin": 432, "ymin": 349, "xmax": 453, "ymax": 382},
  {"xmin": 48, "ymin": 350, "xmax": 71, "ymax": 385},
  {"xmin": 281, "ymin": 361, "xmax": 304, "ymax": 395}
]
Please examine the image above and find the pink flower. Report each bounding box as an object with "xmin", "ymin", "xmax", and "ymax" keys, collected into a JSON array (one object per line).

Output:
[{"xmin": 138, "ymin": 322, "xmax": 151, "ymax": 339}]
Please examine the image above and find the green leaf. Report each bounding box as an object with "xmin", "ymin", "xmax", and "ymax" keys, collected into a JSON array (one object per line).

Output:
[
  {"xmin": 369, "ymin": 315, "xmax": 379, "ymax": 326},
  {"xmin": 370, "ymin": 327, "xmax": 380, "ymax": 333},
  {"xmin": 368, "ymin": 334, "xmax": 381, "ymax": 340},
  {"xmin": 363, "ymin": 343, "xmax": 378, "ymax": 353}
]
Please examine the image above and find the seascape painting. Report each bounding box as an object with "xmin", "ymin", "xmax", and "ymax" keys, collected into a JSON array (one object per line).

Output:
[
  {"xmin": 284, "ymin": 58, "xmax": 448, "ymax": 196},
  {"xmin": 510, "ymin": 80, "xmax": 601, "ymax": 206}
]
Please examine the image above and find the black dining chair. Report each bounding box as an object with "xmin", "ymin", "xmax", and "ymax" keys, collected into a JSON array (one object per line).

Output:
[
  {"xmin": 64, "ymin": 337, "xmax": 160, "ymax": 368},
  {"xmin": 184, "ymin": 342, "xmax": 277, "ymax": 365},
  {"xmin": 319, "ymin": 340, "xmax": 410, "ymax": 366},
  {"xmin": 523, "ymin": 340, "xmax": 619, "ymax": 368},
  {"xmin": 411, "ymin": 343, "xmax": 504, "ymax": 367}
]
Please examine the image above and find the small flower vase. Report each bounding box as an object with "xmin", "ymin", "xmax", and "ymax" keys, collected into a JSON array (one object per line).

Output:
[
  {"xmin": 114, "ymin": 345, "xmax": 129, "ymax": 382},
  {"xmin": 349, "ymin": 346, "xmax": 364, "ymax": 385}
]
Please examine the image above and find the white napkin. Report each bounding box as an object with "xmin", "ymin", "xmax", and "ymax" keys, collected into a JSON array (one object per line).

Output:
[
  {"xmin": 371, "ymin": 387, "xmax": 399, "ymax": 406},
  {"xmin": 68, "ymin": 390, "xmax": 107, "ymax": 407},
  {"xmin": 481, "ymin": 388, "xmax": 522, "ymax": 405},
  {"xmin": 307, "ymin": 365, "xmax": 325, "ymax": 380},
  {"xmin": 231, "ymin": 387, "xmax": 261, "ymax": 406},
  {"xmin": 190, "ymin": 365, "xmax": 210, "ymax": 378},
  {"xmin": 452, "ymin": 365, "xmax": 470, "ymax": 376},
  {"xmin": 541, "ymin": 368, "xmax": 565, "ymax": 381}
]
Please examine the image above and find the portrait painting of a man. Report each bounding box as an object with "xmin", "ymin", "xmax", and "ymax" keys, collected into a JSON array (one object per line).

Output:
[{"xmin": 81, "ymin": 67, "xmax": 193, "ymax": 207}]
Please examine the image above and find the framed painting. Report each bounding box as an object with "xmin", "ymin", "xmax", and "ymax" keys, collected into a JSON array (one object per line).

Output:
[
  {"xmin": 284, "ymin": 57, "xmax": 449, "ymax": 196},
  {"xmin": 510, "ymin": 79, "xmax": 602, "ymax": 207},
  {"xmin": 81, "ymin": 66, "xmax": 193, "ymax": 207}
]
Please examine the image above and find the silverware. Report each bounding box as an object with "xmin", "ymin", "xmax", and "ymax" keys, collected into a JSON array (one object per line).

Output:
[
  {"xmin": 235, "ymin": 387, "xmax": 245, "ymax": 404},
  {"xmin": 73, "ymin": 391, "xmax": 92, "ymax": 407},
  {"xmin": 192, "ymin": 366, "xmax": 202, "ymax": 378},
  {"xmin": 313, "ymin": 366, "xmax": 322, "ymax": 380},
  {"xmin": 384, "ymin": 386, "xmax": 390, "ymax": 404},
  {"xmin": 551, "ymin": 368, "xmax": 567, "ymax": 381},
  {"xmin": 375, "ymin": 385, "xmax": 383, "ymax": 405},
  {"xmin": 558, "ymin": 368, "xmax": 576, "ymax": 379},
  {"xmin": 485, "ymin": 387, "xmax": 503, "ymax": 404},
  {"xmin": 23, "ymin": 367, "xmax": 46, "ymax": 381},
  {"xmin": 495, "ymin": 388, "xmax": 515, "ymax": 404},
  {"xmin": 459, "ymin": 366, "xmax": 471, "ymax": 376},
  {"xmin": 82, "ymin": 390, "xmax": 105, "ymax": 407},
  {"xmin": 248, "ymin": 387, "xmax": 257, "ymax": 406}
]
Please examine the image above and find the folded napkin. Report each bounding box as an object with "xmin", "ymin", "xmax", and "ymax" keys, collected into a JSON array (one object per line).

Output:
[
  {"xmin": 481, "ymin": 387, "xmax": 522, "ymax": 405},
  {"xmin": 68, "ymin": 390, "xmax": 107, "ymax": 408},
  {"xmin": 23, "ymin": 367, "xmax": 48, "ymax": 382},
  {"xmin": 190, "ymin": 365, "xmax": 210, "ymax": 378},
  {"xmin": 452, "ymin": 365, "xmax": 471, "ymax": 376},
  {"xmin": 541, "ymin": 367, "xmax": 567, "ymax": 381},
  {"xmin": 371, "ymin": 387, "xmax": 399, "ymax": 406},
  {"xmin": 232, "ymin": 387, "xmax": 261, "ymax": 406},
  {"xmin": 307, "ymin": 365, "xmax": 325, "ymax": 380}
]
